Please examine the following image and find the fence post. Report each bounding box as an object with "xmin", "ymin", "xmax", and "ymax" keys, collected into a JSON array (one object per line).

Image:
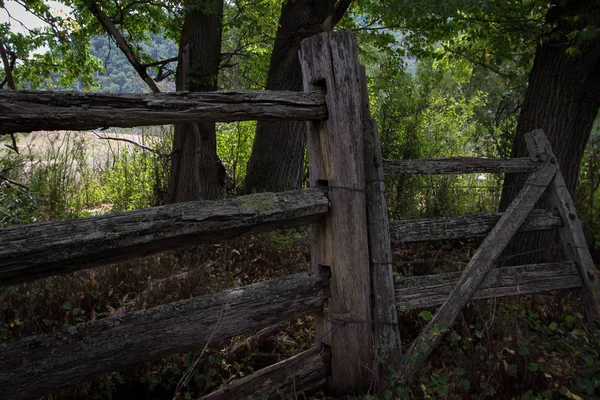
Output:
[
  {"xmin": 359, "ymin": 65, "xmax": 403, "ymax": 391},
  {"xmin": 300, "ymin": 32, "xmax": 373, "ymax": 393}
]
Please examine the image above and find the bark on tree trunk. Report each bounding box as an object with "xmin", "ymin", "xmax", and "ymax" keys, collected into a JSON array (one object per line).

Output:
[
  {"xmin": 499, "ymin": 0, "xmax": 600, "ymax": 261},
  {"xmin": 242, "ymin": 0, "xmax": 334, "ymax": 194},
  {"xmin": 166, "ymin": 0, "xmax": 225, "ymax": 203}
]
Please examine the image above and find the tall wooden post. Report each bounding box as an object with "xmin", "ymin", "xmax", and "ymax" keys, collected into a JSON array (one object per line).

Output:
[
  {"xmin": 360, "ymin": 65, "xmax": 403, "ymax": 391},
  {"xmin": 300, "ymin": 32, "xmax": 373, "ymax": 393}
]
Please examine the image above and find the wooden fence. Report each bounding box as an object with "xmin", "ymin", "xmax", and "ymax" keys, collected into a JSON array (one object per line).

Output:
[{"xmin": 1, "ymin": 31, "xmax": 599, "ymax": 399}]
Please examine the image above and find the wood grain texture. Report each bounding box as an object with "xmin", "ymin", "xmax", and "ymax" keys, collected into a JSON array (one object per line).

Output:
[
  {"xmin": 395, "ymin": 262, "xmax": 582, "ymax": 309},
  {"xmin": 384, "ymin": 157, "xmax": 538, "ymax": 175},
  {"xmin": 390, "ymin": 210, "xmax": 563, "ymax": 244},
  {"xmin": 399, "ymin": 145, "xmax": 557, "ymax": 379},
  {"xmin": 0, "ymin": 90, "xmax": 327, "ymax": 134},
  {"xmin": 201, "ymin": 347, "xmax": 330, "ymax": 400},
  {"xmin": 0, "ymin": 271, "xmax": 329, "ymax": 400},
  {"xmin": 300, "ymin": 31, "xmax": 373, "ymax": 392},
  {"xmin": 360, "ymin": 65, "xmax": 402, "ymax": 389},
  {"xmin": 525, "ymin": 130, "xmax": 600, "ymax": 324},
  {"xmin": 0, "ymin": 189, "xmax": 328, "ymax": 286}
]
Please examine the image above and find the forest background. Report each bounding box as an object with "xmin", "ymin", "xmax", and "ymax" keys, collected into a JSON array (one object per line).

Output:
[{"xmin": 1, "ymin": 0, "xmax": 600, "ymax": 399}]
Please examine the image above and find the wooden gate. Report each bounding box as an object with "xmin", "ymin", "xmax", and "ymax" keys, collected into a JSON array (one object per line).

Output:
[{"xmin": 390, "ymin": 129, "xmax": 600, "ymax": 379}]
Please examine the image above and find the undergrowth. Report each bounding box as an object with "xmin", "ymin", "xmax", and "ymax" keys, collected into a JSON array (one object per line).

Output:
[{"xmin": 1, "ymin": 132, "xmax": 599, "ymax": 399}]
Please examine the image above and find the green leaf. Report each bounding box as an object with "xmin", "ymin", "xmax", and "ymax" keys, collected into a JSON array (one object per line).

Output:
[
  {"xmin": 565, "ymin": 46, "xmax": 581, "ymax": 57},
  {"xmin": 518, "ymin": 347, "xmax": 529, "ymax": 356},
  {"xmin": 63, "ymin": 301, "xmax": 72, "ymax": 310},
  {"xmin": 549, "ymin": 322, "xmax": 558, "ymax": 331},
  {"xmin": 419, "ymin": 311, "xmax": 433, "ymax": 321},
  {"xmin": 527, "ymin": 363, "xmax": 539, "ymax": 372},
  {"xmin": 454, "ymin": 367, "xmax": 466, "ymax": 376}
]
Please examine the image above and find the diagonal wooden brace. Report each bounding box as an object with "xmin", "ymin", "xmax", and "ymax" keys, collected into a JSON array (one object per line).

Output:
[{"xmin": 524, "ymin": 130, "xmax": 600, "ymax": 326}]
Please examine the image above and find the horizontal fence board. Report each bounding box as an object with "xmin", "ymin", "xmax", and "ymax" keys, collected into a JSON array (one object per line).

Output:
[
  {"xmin": 0, "ymin": 90, "xmax": 327, "ymax": 135},
  {"xmin": 201, "ymin": 346, "xmax": 329, "ymax": 400},
  {"xmin": 390, "ymin": 210, "xmax": 562, "ymax": 245},
  {"xmin": 395, "ymin": 262, "xmax": 581, "ymax": 310},
  {"xmin": 0, "ymin": 189, "xmax": 328, "ymax": 286},
  {"xmin": 383, "ymin": 157, "xmax": 538, "ymax": 175},
  {"xmin": 0, "ymin": 271, "xmax": 329, "ymax": 400}
]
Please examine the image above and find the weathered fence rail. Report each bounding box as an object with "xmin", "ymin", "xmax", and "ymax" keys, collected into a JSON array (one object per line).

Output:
[
  {"xmin": 383, "ymin": 156, "xmax": 539, "ymax": 175},
  {"xmin": 0, "ymin": 90, "xmax": 327, "ymax": 135},
  {"xmin": 201, "ymin": 346, "xmax": 330, "ymax": 400},
  {"xmin": 396, "ymin": 262, "xmax": 582, "ymax": 309},
  {"xmin": 0, "ymin": 271, "xmax": 329, "ymax": 400},
  {"xmin": 390, "ymin": 209, "xmax": 563, "ymax": 244},
  {"xmin": 0, "ymin": 189, "xmax": 328, "ymax": 286}
]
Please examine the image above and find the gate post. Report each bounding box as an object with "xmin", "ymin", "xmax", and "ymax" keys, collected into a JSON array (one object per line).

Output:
[{"xmin": 300, "ymin": 32, "xmax": 373, "ymax": 393}]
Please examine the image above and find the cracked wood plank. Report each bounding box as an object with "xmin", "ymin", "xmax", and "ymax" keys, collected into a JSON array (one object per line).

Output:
[
  {"xmin": 0, "ymin": 189, "xmax": 328, "ymax": 286},
  {"xmin": 0, "ymin": 90, "xmax": 327, "ymax": 135},
  {"xmin": 390, "ymin": 210, "xmax": 563, "ymax": 244},
  {"xmin": 0, "ymin": 271, "xmax": 329, "ymax": 400},
  {"xmin": 395, "ymin": 262, "xmax": 582, "ymax": 309},
  {"xmin": 201, "ymin": 347, "xmax": 330, "ymax": 400},
  {"xmin": 384, "ymin": 157, "xmax": 538, "ymax": 175}
]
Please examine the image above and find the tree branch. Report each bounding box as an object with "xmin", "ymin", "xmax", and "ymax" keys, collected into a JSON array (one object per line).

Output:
[
  {"xmin": 4, "ymin": 133, "xmax": 19, "ymax": 154},
  {"xmin": 441, "ymin": 44, "xmax": 516, "ymax": 79},
  {"xmin": 84, "ymin": 0, "xmax": 161, "ymax": 93},
  {"xmin": 329, "ymin": 0, "xmax": 353, "ymax": 30},
  {"xmin": 0, "ymin": 38, "xmax": 16, "ymax": 90},
  {"xmin": 0, "ymin": 175, "xmax": 27, "ymax": 190},
  {"xmin": 139, "ymin": 56, "xmax": 178, "ymax": 68},
  {"xmin": 92, "ymin": 130, "xmax": 171, "ymax": 157}
]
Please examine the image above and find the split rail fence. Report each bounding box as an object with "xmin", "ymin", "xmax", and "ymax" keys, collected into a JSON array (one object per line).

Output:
[{"xmin": 1, "ymin": 31, "xmax": 599, "ymax": 399}]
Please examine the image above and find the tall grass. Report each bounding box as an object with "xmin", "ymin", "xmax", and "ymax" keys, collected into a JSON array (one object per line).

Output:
[{"xmin": 0, "ymin": 128, "xmax": 173, "ymax": 226}]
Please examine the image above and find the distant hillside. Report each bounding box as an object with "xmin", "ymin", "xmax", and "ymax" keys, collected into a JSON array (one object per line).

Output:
[{"xmin": 88, "ymin": 34, "xmax": 177, "ymax": 93}]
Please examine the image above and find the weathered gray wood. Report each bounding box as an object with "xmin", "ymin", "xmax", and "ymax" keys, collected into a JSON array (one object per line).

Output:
[
  {"xmin": 300, "ymin": 31, "xmax": 373, "ymax": 392},
  {"xmin": 0, "ymin": 271, "xmax": 329, "ymax": 400},
  {"xmin": 201, "ymin": 346, "xmax": 330, "ymax": 400},
  {"xmin": 399, "ymin": 147, "xmax": 557, "ymax": 379},
  {"xmin": 525, "ymin": 130, "xmax": 600, "ymax": 324},
  {"xmin": 384, "ymin": 157, "xmax": 539, "ymax": 175},
  {"xmin": 360, "ymin": 65, "xmax": 402, "ymax": 389},
  {"xmin": 0, "ymin": 90, "xmax": 327, "ymax": 135},
  {"xmin": 390, "ymin": 210, "xmax": 563, "ymax": 244},
  {"xmin": 0, "ymin": 189, "xmax": 328, "ymax": 286},
  {"xmin": 395, "ymin": 262, "xmax": 582, "ymax": 309}
]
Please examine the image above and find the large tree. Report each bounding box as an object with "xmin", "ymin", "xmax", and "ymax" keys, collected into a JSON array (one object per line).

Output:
[
  {"xmin": 242, "ymin": 0, "xmax": 352, "ymax": 194},
  {"xmin": 499, "ymin": 0, "xmax": 600, "ymax": 210},
  {"xmin": 166, "ymin": 0, "xmax": 225, "ymax": 202},
  {"xmin": 80, "ymin": 0, "xmax": 225, "ymax": 202}
]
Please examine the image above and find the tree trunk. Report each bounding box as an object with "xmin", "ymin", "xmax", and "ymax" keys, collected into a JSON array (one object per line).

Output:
[
  {"xmin": 166, "ymin": 0, "xmax": 225, "ymax": 202},
  {"xmin": 242, "ymin": 0, "xmax": 334, "ymax": 194},
  {"xmin": 499, "ymin": 0, "xmax": 600, "ymax": 261}
]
